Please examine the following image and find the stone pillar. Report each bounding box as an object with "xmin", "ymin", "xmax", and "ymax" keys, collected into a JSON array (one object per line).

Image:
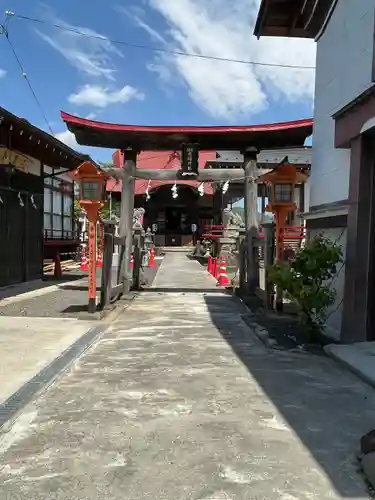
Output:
[
  {"xmin": 262, "ymin": 222, "xmax": 275, "ymax": 309},
  {"xmin": 132, "ymin": 208, "xmax": 145, "ymax": 291},
  {"xmin": 237, "ymin": 228, "xmax": 246, "ymax": 293},
  {"xmin": 242, "ymin": 147, "xmax": 259, "ymax": 294},
  {"xmin": 119, "ymin": 148, "xmax": 136, "ymax": 295},
  {"xmin": 100, "ymin": 220, "xmax": 116, "ymax": 309}
]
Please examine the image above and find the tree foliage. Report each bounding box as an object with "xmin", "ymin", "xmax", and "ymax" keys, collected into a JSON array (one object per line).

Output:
[
  {"xmin": 100, "ymin": 199, "xmax": 121, "ymax": 220},
  {"xmin": 268, "ymin": 234, "xmax": 343, "ymax": 335}
]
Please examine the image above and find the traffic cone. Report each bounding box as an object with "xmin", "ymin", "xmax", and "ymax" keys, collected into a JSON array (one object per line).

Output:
[
  {"xmin": 148, "ymin": 247, "xmax": 156, "ymax": 268},
  {"xmin": 130, "ymin": 254, "xmax": 134, "ymax": 269},
  {"xmin": 212, "ymin": 258, "xmax": 218, "ymax": 278},
  {"xmin": 208, "ymin": 255, "xmax": 213, "ymax": 274},
  {"xmin": 54, "ymin": 252, "xmax": 62, "ymax": 278},
  {"xmin": 80, "ymin": 244, "xmax": 88, "ymax": 272},
  {"xmin": 216, "ymin": 256, "xmax": 230, "ymax": 287}
]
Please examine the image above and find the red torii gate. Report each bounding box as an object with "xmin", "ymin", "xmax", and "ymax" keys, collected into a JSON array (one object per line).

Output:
[{"xmin": 61, "ymin": 111, "xmax": 312, "ymax": 294}]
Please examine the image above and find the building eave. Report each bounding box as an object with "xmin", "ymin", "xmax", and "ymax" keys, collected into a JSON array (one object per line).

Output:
[
  {"xmin": 254, "ymin": 0, "xmax": 338, "ymax": 41},
  {"xmin": 61, "ymin": 111, "xmax": 313, "ymax": 151},
  {"xmin": 0, "ymin": 106, "xmax": 90, "ymax": 170}
]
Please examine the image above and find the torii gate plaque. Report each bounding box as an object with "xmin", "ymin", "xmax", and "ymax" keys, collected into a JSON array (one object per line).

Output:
[{"xmin": 61, "ymin": 112, "xmax": 313, "ymax": 295}]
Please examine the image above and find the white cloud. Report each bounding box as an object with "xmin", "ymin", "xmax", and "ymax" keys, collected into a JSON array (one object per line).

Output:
[
  {"xmin": 36, "ymin": 13, "xmax": 122, "ymax": 80},
  {"xmin": 147, "ymin": 61, "xmax": 172, "ymax": 84},
  {"xmin": 68, "ymin": 84, "xmax": 145, "ymax": 108},
  {"xmin": 54, "ymin": 130, "xmax": 80, "ymax": 149},
  {"xmin": 125, "ymin": 0, "xmax": 316, "ymax": 119},
  {"xmin": 0, "ymin": 69, "xmax": 6, "ymax": 78},
  {"xmin": 116, "ymin": 5, "xmax": 168, "ymax": 45}
]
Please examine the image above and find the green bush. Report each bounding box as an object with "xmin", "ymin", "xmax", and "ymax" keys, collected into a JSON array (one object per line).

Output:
[{"xmin": 268, "ymin": 234, "xmax": 343, "ymax": 337}]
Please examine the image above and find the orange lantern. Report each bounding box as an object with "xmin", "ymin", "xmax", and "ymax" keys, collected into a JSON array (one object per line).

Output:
[
  {"xmin": 72, "ymin": 161, "xmax": 108, "ymax": 313},
  {"xmin": 257, "ymin": 157, "xmax": 307, "ymax": 263}
]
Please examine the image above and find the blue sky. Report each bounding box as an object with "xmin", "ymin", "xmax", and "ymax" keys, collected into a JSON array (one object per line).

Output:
[{"xmin": 0, "ymin": 0, "xmax": 316, "ymax": 163}]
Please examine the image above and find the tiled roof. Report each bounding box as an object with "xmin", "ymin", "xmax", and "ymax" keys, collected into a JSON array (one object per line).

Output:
[{"xmin": 215, "ymin": 147, "xmax": 312, "ymax": 165}]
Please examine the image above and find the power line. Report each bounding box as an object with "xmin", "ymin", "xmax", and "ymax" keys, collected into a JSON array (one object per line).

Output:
[
  {"xmin": 9, "ymin": 12, "xmax": 316, "ymax": 70},
  {"xmin": 2, "ymin": 19, "xmax": 54, "ymax": 134}
]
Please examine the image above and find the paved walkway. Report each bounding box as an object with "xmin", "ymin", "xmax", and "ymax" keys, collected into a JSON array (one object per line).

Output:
[
  {"xmin": 1, "ymin": 253, "xmax": 375, "ymax": 499},
  {"xmin": 151, "ymin": 251, "xmax": 216, "ymax": 290},
  {"xmin": 0, "ymin": 317, "xmax": 97, "ymax": 406}
]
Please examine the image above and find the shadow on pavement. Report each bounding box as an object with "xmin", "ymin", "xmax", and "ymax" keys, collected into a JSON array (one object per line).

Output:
[
  {"xmin": 59, "ymin": 285, "xmax": 90, "ymax": 292},
  {"xmin": 203, "ymin": 293, "xmax": 373, "ymax": 498},
  {"xmin": 0, "ymin": 274, "xmax": 84, "ymax": 301}
]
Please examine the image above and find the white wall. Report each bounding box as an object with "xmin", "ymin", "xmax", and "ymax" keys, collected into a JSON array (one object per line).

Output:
[
  {"xmin": 310, "ymin": 0, "xmax": 374, "ymax": 207},
  {"xmin": 309, "ymin": 227, "xmax": 347, "ymax": 340}
]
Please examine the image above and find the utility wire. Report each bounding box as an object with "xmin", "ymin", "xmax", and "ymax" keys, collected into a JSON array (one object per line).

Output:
[
  {"xmin": 2, "ymin": 18, "xmax": 54, "ymax": 134},
  {"xmin": 9, "ymin": 12, "xmax": 316, "ymax": 70}
]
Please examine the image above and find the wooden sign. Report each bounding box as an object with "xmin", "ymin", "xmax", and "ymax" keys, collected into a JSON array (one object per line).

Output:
[
  {"xmin": 181, "ymin": 143, "xmax": 199, "ymax": 176},
  {"xmin": 0, "ymin": 147, "xmax": 30, "ymax": 172}
]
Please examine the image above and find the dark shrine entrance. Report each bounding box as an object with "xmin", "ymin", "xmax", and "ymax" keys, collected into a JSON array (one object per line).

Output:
[{"xmin": 141, "ymin": 184, "xmax": 213, "ymax": 247}]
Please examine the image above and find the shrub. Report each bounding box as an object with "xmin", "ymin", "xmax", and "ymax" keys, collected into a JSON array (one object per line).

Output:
[{"xmin": 268, "ymin": 234, "xmax": 343, "ymax": 337}]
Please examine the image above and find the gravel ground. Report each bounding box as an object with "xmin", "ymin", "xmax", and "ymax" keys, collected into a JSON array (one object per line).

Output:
[{"xmin": 0, "ymin": 260, "xmax": 162, "ymax": 319}]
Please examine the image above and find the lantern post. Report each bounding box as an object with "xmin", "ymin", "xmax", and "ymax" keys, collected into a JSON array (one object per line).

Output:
[
  {"xmin": 73, "ymin": 161, "xmax": 108, "ymax": 313},
  {"xmin": 257, "ymin": 157, "xmax": 307, "ymax": 310}
]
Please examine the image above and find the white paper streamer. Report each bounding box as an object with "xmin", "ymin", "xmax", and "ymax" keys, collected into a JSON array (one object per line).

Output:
[
  {"xmin": 18, "ymin": 192, "xmax": 24, "ymax": 207},
  {"xmin": 145, "ymin": 179, "xmax": 152, "ymax": 201},
  {"xmin": 30, "ymin": 194, "xmax": 37, "ymax": 209}
]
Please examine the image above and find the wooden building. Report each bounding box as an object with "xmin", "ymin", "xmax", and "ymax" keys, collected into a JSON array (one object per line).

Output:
[
  {"xmin": 0, "ymin": 107, "xmax": 89, "ymax": 288},
  {"xmin": 107, "ymin": 150, "xmax": 217, "ymax": 246}
]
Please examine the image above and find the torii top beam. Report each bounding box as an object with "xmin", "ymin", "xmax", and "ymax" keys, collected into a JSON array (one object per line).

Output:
[{"xmin": 60, "ymin": 112, "xmax": 313, "ymax": 152}]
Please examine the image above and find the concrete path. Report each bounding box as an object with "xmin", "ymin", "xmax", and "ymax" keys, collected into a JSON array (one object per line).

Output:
[
  {"xmin": 151, "ymin": 251, "xmax": 217, "ymax": 290},
  {"xmin": 1, "ymin": 254, "xmax": 375, "ymax": 498},
  {"xmin": 325, "ymin": 342, "xmax": 375, "ymax": 389},
  {"xmin": 0, "ymin": 316, "xmax": 97, "ymax": 405}
]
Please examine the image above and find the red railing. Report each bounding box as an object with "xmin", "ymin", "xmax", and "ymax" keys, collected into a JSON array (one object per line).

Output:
[
  {"xmin": 203, "ymin": 224, "xmax": 305, "ymax": 241},
  {"xmin": 202, "ymin": 224, "xmax": 224, "ymax": 239},
  {"xmin": 258, "ymin": 225, "xmax": 305, "ymax": 240}
]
